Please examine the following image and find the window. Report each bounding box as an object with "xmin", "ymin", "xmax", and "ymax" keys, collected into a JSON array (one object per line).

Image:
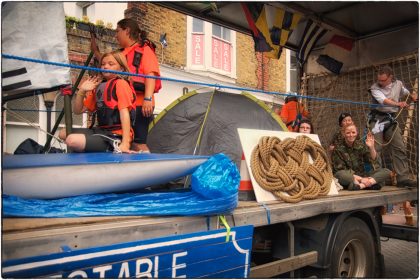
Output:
[
  {"xmin": 187, "ymin": 16, "xmax": 236, "ymax": 79},
  {"xmin": 286, "ymin": 49, "xmax": 299, "ymax": 93}
]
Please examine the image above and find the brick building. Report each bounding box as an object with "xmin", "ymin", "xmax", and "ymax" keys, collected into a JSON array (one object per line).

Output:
[{"xmin": 4, "ymin": 2, "xmax": 295, "ymax": 153}]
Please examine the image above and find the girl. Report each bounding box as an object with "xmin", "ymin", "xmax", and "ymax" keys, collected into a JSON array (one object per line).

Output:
[
  {"xmin": 60, "ymin": 51, "xmax": 136, "ymax": 153},
  {"xmin": 331, "ymin": 124, "xmax": 390, "ymax": 190},
  {"xmin": 91, "ymin": 18, "xmax": 161, "ymax": 153},
  {"xmin": 297, "ymin": 119, "xmax": 314, "ymax": 134}
]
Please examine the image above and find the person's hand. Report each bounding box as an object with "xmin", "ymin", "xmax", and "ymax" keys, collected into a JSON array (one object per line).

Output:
[
  {"xmin": 353, "ymin": 175, "xmax": 362, "ymax": 183},
  {"xmin": 365, "ymin": 132, "xmax": 375, "ymax": 149},
  {"xmin": 142, "ymin": 99, "xmax": 154, "ymax": 117},
  {"xmin": 90, "ymin": 33, "xmax": 99, "ymax": 52},
  {"xmin": 118, "ymin": 142, "xmax": 135, "ymax": 154},
  {"xmin": 396, "ymin": 101, "xmax": 409, "ymax": 108},
  {"xmin": 79, "ymin": 76, "xmax": 101, "ymax": 92},
  {"xmin": 410, "ymin": 92, "xmax": 418, "ymax": 102}
]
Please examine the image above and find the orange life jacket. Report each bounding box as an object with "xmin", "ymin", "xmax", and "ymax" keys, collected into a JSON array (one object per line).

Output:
[
  {"xmin": 96, "ymin": 78, "xmax": 136, "ymax": 130},
  {"xmin": 124, "ymin": 40, "xmax": 162, "ymax": 94}
]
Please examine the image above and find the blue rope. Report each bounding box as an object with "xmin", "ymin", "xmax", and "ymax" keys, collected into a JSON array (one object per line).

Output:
[
  {"xmin": 5, "ymin": 108, "xmax": 62, "ymax": 113},
  {"xmin": 259, "ymin": 203, "xmax": 271, "ymax": 225},
  {"xmin": 1, "ymin": 53, "xmax": 394, "ymax": 108}
]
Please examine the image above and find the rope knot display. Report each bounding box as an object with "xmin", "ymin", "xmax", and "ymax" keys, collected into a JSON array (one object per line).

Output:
[{"xmin": 251, "ymin": 135, "xmax": 332, "ymax": 203}]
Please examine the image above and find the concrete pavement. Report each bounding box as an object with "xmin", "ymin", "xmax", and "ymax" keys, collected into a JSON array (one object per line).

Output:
[{"xmin": 381, "ymin": 203, "xmax": 418, "ymax": 278}]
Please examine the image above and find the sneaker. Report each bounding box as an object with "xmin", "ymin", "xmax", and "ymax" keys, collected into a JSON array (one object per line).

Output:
[{"xmin": 397, "ymin": 179, "xmax": 418, "ymax": 188}]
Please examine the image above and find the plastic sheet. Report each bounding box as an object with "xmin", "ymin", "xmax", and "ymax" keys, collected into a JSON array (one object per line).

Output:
[{"xmin": 2, "ymin": 153, "xmax": 240, "ymax": 218}]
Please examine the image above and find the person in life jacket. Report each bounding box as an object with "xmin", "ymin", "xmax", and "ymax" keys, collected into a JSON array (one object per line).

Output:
[
  {"xmin": 60, "ymin": 51, "xmax": 136, "ymax": 153},
  {"xmin": 91, "ymin": 18, "xmax": 161, "ymax": 153},
  {"xmin": 279, "ymin": 95, "xmax": 310, "ymax": 132}
]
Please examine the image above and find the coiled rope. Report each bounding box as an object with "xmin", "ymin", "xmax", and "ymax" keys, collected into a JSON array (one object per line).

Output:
[{"xmin": 250, "ymin": 135, "xmax": 333, "ymax": 203}]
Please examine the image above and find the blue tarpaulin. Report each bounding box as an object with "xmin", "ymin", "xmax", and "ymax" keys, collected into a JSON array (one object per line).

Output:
[{"xmin": 3, "ymin": 153, "xmax": 240, "ymax": 217}]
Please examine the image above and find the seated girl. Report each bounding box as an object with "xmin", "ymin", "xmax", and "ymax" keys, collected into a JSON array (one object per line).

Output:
[
  {"xmin": 331, "ymin": 124, "xmax": 390, "ymax": 190},
  {"xmin": 60, "ymin": 51, "xmax": 136, "ymax": 153}
]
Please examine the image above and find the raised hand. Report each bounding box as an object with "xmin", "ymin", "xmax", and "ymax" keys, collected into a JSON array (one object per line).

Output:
[
  {"xmin": 365, "ymin": 132, "xmax": 375, "ymax": 148},
  {"xmin": 79, "ymin": 76, "xmax": 102, "ymax": 92}
]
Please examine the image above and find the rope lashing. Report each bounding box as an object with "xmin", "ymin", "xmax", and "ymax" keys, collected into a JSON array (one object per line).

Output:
[{"xmin": 250, "ymin": 135, "xmax": 333, "ymax": 203}]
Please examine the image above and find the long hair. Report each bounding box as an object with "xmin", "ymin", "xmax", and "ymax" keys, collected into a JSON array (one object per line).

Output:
[
  {"xmin": 100, "ymin": 51, "xmax": 131, "ymax": 80},
  {"xmin": 117, "ymin": 18, "xmax": 141, "ymax": 41}
]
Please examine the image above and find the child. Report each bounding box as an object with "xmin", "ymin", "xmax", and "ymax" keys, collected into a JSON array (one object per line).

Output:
[{"xmin": 60, "ymin": 51, "xmax": 136, "ymax": 153}]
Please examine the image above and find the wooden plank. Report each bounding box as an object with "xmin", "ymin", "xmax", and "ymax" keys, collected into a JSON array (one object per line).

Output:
[{"xmin": 250, "ymin": 251, "xmax": 318, "ymax": 278}]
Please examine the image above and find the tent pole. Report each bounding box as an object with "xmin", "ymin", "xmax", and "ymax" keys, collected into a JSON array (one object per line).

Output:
[
  {"xmin": 43, "ymin": 51, "xmax": 94, "ymax": 153},
  {"xmin": 184, "ymin": 91, "xmax": 216, "ymax": 188}
]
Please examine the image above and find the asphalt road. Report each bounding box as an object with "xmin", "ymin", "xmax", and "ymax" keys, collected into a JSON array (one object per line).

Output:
[{"xmin": 381, "ymin": 204, "xmax": 419, "ymax": 278}]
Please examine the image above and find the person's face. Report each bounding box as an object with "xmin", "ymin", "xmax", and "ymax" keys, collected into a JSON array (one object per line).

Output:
[
  {"xmin": 101, "ymin": 55, "xmax": 122, "ymax": 79},
  {"xmin": 344, "ymin": 125, "xmax": 358, "ymax": 145},
  {"xmin": 377, "ymin": 73, "xmax": 392, "ymax": 88},
  {"xmin": 115, "ymin": 26, "xmax": 130, "ymax": 47},
  {"xmin": 341, "ymin": 116, "xmax": 353, "ymax": 127},
  {"xmin": 299, "ymin": 123, "xmax": 311, "ymax": 134}
]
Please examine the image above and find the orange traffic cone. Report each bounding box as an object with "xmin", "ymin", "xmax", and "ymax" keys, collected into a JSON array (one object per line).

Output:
[{"xmin": 239, "ymin": 153, "xmax": 255, "ymax": 201}]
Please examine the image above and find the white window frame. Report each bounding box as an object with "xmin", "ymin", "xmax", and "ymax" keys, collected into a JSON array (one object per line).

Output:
[
  {"xmin": 186, "ymin": 16, "xmax": 237, "ymax": 80},
  {"xmin": 286, "ymin": 49, "xmax": 298, "ymax": 93}
]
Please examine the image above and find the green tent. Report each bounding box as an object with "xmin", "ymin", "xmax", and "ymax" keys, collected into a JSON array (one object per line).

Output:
[{"xmin": 148, "ymin": 90, "xmax": 287, "ymax": 168}]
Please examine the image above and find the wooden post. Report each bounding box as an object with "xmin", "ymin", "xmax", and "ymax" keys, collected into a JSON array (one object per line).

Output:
[{"xmin": 402, "ymin": 78, "xmax": 417, "ymax": 145}]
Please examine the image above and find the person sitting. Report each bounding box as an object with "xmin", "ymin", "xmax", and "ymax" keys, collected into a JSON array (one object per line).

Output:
[
  {"xmin": 297, "ymin": 119, "xmax": 314, "ymax": 134},
  {"xmin": 279, "ymin": 95, "xmax": 310, "ymax": 132},
  {"xmin": 59, "ymin": 51, "xmax": 136, "ymax": 153},
  {"xmin": 331, "ymin": 124, "xmax": 391, "ymax": 190},
  {"xmin": 329, "ymin": 112, "xmax": 356, "ymax": 151}
]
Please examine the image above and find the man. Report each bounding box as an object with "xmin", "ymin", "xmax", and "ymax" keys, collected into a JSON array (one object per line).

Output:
[{"xmin": 368, "ymin": 66, "xmax": 417, "ymax": 188}]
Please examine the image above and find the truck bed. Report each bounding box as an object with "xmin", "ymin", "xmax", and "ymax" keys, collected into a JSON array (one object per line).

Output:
[{"xmin": 2, "ymin": 186, "xmax": 417, "ymax": 261}]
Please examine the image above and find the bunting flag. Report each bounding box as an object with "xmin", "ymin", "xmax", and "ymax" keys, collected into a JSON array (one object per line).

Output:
[
  {"xmin": 296, "ymin": 19, "xmax": 327, "ymax": 67},
  {"xmin": 316, "ymin": 34, "xmax": 354, "ymax": 74},
  {"xmin": 241, "ymin": 3, "xmax": 301, "ymax": 59}
]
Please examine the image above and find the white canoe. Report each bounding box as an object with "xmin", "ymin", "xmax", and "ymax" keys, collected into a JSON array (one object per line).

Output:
[{"xmin": 3, "ymin": 153, "xmax": 209, "ymax": 199}]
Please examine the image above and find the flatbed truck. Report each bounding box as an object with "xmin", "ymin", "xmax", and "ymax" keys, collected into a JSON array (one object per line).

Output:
[{"xmin": 2, "ymin": 186, "xmax": 417, "ymax": 278}]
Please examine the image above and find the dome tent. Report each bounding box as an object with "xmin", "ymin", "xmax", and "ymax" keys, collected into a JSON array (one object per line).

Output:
[{"xmin": 147, "ymin": 90, "xmax": 287, "ymax": 168}]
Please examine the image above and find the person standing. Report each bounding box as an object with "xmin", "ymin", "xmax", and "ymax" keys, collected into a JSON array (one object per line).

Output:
[
  {"xmin": 91, "ymin": 18, "xmax": 161, "ymax": 153},
  {"xmin": 279, "ymin": 95, "xmax": 310, "ymax": 132},
  {"xmin": 368, "ymin": 66, "xmax": 417, "ymax": 188}
]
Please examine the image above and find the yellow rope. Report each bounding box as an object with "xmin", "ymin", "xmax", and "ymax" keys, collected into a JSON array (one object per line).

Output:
[{"xmin": 250, "ymin": 135, "xmax": 333, "ymax": 203}]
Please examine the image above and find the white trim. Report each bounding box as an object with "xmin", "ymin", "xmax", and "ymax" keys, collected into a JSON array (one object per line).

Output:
[
  {"xmin": 286, "ymin": 49, "xmax": 291, "ymax": 92},
  {"xmin": 186, "ymin": 16, "xmax": 236, "ymax": 80}
]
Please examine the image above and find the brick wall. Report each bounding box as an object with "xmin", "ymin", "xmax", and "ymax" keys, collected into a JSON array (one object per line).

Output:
[
  {"xmin": 126, "ymin": 3, "xmax": 186, "ymax": 68},
  {"xmin": 66, "ymin": 3, "xmax": 287, "ymax": 93}
]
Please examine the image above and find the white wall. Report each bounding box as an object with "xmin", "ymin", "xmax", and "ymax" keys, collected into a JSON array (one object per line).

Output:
[{"xmin": 63, "ymin": 2, "xmax": 126, "ymax": 28}]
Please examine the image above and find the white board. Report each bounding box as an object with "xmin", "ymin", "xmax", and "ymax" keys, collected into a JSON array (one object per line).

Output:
[{"xmin": 238, "ymin": 128, "xmax": 338, "ymax": 203}]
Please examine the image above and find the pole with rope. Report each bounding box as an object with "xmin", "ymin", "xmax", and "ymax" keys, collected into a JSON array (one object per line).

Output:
[{"xmin": 42, "ymin": 51, "xmax": 94, "ymax": 153}]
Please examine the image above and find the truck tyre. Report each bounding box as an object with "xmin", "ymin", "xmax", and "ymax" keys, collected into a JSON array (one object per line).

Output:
[{"xmin": 329, "ymin": 217, "xmax": 376, "ymax": 277}]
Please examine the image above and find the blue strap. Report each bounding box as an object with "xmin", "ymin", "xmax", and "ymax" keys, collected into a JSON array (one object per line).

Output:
[{"xmin": 259, "ymin": 203, "xmax": 271, "ymax": 224}]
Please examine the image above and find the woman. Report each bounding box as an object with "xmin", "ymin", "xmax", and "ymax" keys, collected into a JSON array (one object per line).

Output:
[
  {"xmin": 60, "ymin": 51, "xmax": 136, "ymax": 153},
  {"xmin": 297, "ymin": 119, "xmax": 314, "ymax": 134},
  {"xmin": 329, "ymin": 112, "xmax": 356, "ymax": 151},
  {"xmin": 331, "ymin": 124, "xmax": 390, "ymax": 190},
  {"xmin": 91, "ymin": 18, "xmax": 161, "ymax": 153}
]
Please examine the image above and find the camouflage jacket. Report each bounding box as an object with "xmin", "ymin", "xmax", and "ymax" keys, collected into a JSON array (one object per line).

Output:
[{"xmin": 331, "ymin": 139, "xmax": 377, "ymax": 175}]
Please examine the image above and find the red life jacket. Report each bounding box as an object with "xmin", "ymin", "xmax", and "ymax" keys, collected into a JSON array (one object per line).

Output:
[
  {"xmin": 124, "ymin": 40, "xmax": 162, "ymax": 94},
  {"xmin": 96, "ymin": 78, "xmax": 136, "ymax": 130}
]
